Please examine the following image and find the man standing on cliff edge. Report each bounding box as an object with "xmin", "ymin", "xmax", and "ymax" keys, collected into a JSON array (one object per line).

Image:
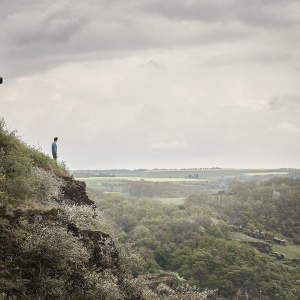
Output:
[{"xmin": 52, "ymin": 137, "xmax": 58, "ymax": 160}]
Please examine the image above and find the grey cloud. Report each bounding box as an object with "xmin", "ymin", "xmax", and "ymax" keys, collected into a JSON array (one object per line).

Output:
[
  {"xmin": 0, "ymin": 3, "xmax": 92, "ymax": 77},
  {"xmin": 269, "ymin": 94, "xmax": 300, "ymax": 112},
  {"xmin": 2, "ymin": 0, "xmax": 298, "ymax": 79},
  {"xmin": 0, "ymin": 2, "xmax": 155, "ymax": 77},
  {"xmin": 144, "ymin": 60, "xmax": 163, "ymax": 69},
  {"xmin": 3, "ymin": 5, "xmax": 88, "ymax": 45},
  {"xmin": 199, "ymin": 47, "xmax": 291, "ymax": 68},
  {"xmin": 140, "ymin": 0, "xmax": 300, "ymax": 28}
]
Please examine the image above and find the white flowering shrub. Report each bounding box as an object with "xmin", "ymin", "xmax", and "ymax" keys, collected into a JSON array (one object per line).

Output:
[
  {"xmin": 30, "ymin": 167, "xmax": 64, "ymax": 202},
  {"xmin": 143, "ymin": 283, "xmax": 213, "ymax": 300},
  {"xmin": 120, "ymin": 277, "xmax": 146, "ymax": 300},
  {"xmin": 142, "ymin": 287, "xmax": 159, "ymax": 299},
  {"xmin": 20, "ymin": 219, "xmax": 92, "ymax": 299},
  {"xmin": 84, "ymin": 270, "xmax": 123, "ymax": 300},
  {"xmin": 60, "ymin": 203, "xmax": 112, "ymax": 231},
  {"xmin": 21, "ymin": 220, "xmax": 89, "ymax": 272},
  {"xmin": 117, "ymin": 242, "xmax": 143, "ymax": 275}
]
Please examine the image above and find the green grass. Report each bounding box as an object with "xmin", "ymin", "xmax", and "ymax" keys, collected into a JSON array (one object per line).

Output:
[
  {"xmin": 230, "ymin": 232, "xmax": 300, "ymax": 259},
  {"xmin": 273, "ymin": 244, "xmax": 300, "ymax": 259},
  {"xmin": 80, "ymin": 178, "xmax": 127, "ymax": 192},
  {"xmin": 229, "ymin": 232, "xmax": 262, "ymax": 242}
]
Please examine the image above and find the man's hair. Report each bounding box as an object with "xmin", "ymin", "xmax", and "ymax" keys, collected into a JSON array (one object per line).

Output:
[{"xmin": 54, "ymin": 137, "xmax": 58, "ymax": 141}]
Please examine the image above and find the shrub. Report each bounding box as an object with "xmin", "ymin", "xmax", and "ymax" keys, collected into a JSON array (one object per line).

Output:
[
  {"xmin": 0, "ymin": 147, "xmax": 33, "ymax": 199},
  {"xmin": 144, "ymin": 283, "xmax": 213, "ymax": 300},
  {"xmin": 21, "ymin": 219, "xmax": 89, "ymax": 272},
  {"xmin": 61, "ymin": 203, "xmax": 112, "ymax": 232},
  {"xmin": 30, "ymin": 167, "xmax": 64, "ymax": 202},
  {"xmin": 0, "ymin": 173, "xmax": 4, "ymax": 198},
  {"xmin": 117, "ymin": 242, "xmax": 143, "ymax": 276},
  {"xmin": 84, "ymin": 270, "xmax": 123, "ymax": 300}
]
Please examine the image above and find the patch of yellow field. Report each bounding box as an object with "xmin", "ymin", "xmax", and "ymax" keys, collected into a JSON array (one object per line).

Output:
[
  {"xmin": 125, "ymin": 177, "xmax": 206, "ymax": 182},
  {"xmin": 143, "ymin": 169, "xmax": 223, "ymax": 173},
  {"xmin": 243, "ymin": 172, "xmax": 289, "ymax": 176}
]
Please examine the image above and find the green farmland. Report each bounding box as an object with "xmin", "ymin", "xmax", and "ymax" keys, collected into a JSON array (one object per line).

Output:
[
  {"xmin": 75, "ymin": 168, "xmax": 300, "ymax": 197},
  {"xmin": 74, "ymin": 168, "xmax": 300, "ymax": 180}
]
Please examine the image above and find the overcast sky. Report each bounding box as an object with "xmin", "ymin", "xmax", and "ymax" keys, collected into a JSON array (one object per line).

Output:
[{"xmin": 1, "ymin": 0, "xmax": 300, "ymax": 170}]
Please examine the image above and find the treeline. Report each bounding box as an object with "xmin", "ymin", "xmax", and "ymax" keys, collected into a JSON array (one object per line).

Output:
[
  {"xmin": 72, "ymin": 169, "xmax": 147, "ymax": 177},
  {"xmin": 89, "ymin": 178, "xmax": 300, "ymax": 300}
]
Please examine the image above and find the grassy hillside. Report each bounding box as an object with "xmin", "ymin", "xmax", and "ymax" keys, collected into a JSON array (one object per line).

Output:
[{"xmin": 0, "ymin": 119, "xmax": 212, "ymax": 300}]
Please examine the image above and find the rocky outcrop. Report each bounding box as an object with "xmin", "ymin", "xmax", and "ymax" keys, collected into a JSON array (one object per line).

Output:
[
  {"xmin": 61, "ymin": 176, "xmax": 94, "ymax": 205},
  {"xmin": 80, "ymin": 229, "xmax": 119, "ymax": 270},
  {"xmin": 140, "ymin": 273, "xmax": 175, "ymax": 290}
]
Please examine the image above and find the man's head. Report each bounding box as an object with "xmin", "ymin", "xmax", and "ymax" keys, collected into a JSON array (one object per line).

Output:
[{"xmin": 54, "ymin": 137, "xmax": 58, "ymax": 142}]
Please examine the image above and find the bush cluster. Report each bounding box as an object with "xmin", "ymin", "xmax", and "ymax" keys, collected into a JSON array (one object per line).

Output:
[
  {"xmin": 30, "ymin": 166, "xmax": 65, "ymax": 202},
  {"xmin": 22, "ymin": 220, "xmax": 90, "ymax": 271},
  {"xmin": 61, "ymin": 202, "xmax": 111, "ymax": 231}
]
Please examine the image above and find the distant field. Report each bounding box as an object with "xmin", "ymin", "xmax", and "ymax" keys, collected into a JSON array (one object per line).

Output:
[
  {"xmin": 118, "ymin": 169, "xmax": 241, "ymax": 179},
  {"xmin": 75, "ymin": 168, "xmax": 300, "ymax": 180},
  {"xmin": 79, "ymin": 176, "xmax": 205, "ymax": 182},
  {"xmin": 76, "ymin": 169, "xmax": 300, "ymax": 189},
  {"xmin": 82, "ymin": 178, "xmax": 127, "ymax": 193},
  {"xmin": 244, "ymin": 172, "xmax": 289, "ymax": 176},
  {"xmin": 77, "ymin": 168, "xmax": 300, "ymax": 196}
]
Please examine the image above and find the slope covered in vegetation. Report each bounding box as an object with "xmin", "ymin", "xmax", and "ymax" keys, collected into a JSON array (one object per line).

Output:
[{"xmin": 0, "ymin": 119, "xmax": 212, "ymax": 300}]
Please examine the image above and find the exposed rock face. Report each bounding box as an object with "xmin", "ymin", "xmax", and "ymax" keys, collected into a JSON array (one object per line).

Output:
[
  {"xmin": 61, "ymin": 176, "xmax": 94, "ymax": 205},
  {"xmin": 80, "ymin": 229, "xmax": 119, "ymax": 270},
  {"xmin": 140, "ymin": 273, "xmax": 175, "ymax": 289}
]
